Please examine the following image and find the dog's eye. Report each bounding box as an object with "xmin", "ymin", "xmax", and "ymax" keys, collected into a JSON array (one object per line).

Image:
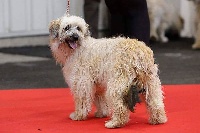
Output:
[
  {"xmin": 77, "ymin": 26, "xmax": 81, "ymax": 31},
  {"xmin": 64, "ymin": 25, "xmax": 70, "ymax": 31}
]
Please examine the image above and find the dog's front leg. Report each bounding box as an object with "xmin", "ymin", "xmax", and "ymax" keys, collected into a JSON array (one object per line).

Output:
[{"xmin": 69, "ymin": 86, "xmax": 93, "ymax": 121}]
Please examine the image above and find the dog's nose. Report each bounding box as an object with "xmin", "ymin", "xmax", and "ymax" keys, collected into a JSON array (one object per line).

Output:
[{"xmin": 70, "ymin": 33, "xmax": 79, "ymax": 41}]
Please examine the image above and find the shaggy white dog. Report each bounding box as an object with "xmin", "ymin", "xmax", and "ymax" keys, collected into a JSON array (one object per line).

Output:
[
  {"xmin": 147, "ymin": 0, "xmax": 183, "ymax": 43},
  {"xmin": 49, "ymin": 15, "xmax": 167, "ymax": 128}
]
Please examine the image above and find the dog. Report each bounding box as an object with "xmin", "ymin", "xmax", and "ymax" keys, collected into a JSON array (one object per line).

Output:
[
  {"xmin": 147, "ymin": 0, "xmax": 183, "ymax": 43},
  {"xmin": 48, "ymin": 15, "xmax": 167, "ymax": 128},
  {"xmin": 189, "ymin": 0, "xmax": 200, "ymax": 49}
]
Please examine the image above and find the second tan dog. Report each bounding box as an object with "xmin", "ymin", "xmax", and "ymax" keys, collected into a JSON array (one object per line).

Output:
[{"xmin": 147, "ymin": 0, "xmax": 183, "ymax": 43}]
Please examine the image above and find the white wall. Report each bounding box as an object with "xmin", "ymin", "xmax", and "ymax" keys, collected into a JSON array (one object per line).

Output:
[{"xmin": 0, "ymin": 0, "xmax": 83, "ymax": 38}]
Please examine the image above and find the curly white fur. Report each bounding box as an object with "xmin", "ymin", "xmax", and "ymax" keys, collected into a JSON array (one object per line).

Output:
[{"xmin": 49, "ymin": 15, "xmax": 167, "ymax": 128}]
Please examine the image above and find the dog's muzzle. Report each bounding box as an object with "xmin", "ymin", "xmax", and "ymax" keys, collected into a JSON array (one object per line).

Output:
[{"xmin": 65, "ymin": 33, "xmax": 79, "ymax": 49}]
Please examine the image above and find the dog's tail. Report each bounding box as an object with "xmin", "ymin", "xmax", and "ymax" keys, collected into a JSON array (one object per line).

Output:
[{"xmin": 123, "ymin": 85, "xmax": 143, "ymax": 112}]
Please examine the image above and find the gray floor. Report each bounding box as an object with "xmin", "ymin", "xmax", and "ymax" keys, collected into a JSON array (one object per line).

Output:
[{"xmin": 0, "ymin": 38, "xmax": 199, "ymax": 90}]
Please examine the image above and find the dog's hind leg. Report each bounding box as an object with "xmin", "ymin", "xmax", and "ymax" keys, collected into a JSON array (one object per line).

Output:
[
  {"xmin": 192, "ymin": 22, "xmax": 200, "ymax": 49},
  {"xmin": 144, "ymin": 64, "xmax": 167, "ymax": 124},
  {"xmin": 150, "ymin": 17, "xmax": 160, "ymax": 41},
  {"xmin": 105, "ymin": 78, "xmax": 130, "ymax": 128},
  {"xmin": 158, "ymin": 22, "xmax": 169, "ymax": 43}
]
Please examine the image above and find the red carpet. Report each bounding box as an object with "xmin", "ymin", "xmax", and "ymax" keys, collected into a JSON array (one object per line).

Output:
[{"xmin": 0, "ymin": 85, "xmax": 200, "ymax": 133}]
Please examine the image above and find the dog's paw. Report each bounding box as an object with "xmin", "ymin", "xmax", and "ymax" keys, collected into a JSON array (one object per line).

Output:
[
  {"xmin": 105, "ymin": 120, "xmax": 125, "ymax": 128},
  {"xmin": 69, "ymin": 112, "xmax": 87, "ymax": 121},
  {"xmin": 94, "ymin": 111, "xmax": 107, "ymax": 118},
  {"xmin": 149, "ymin": 112, "xmax": 167, "ymax": 125},
  {"xmin": 192, "ymin": 43, "xmax": 200, "ymax": 49},
  {"xmin": 150, "ymin": 35, "xmax": 159, "ymax": 42},
  {"xmin": 160, "ymin": 36, "xmax": 169, "ymax": 43}
]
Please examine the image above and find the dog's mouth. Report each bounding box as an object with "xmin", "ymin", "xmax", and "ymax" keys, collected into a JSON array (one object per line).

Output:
[
  {"xmin": 65, "ymin": 39, "xmax": 78, "ymax": 49},
  {"xmin": 64, "ymin": 33, "xmax": 79, "ymax": 49}
]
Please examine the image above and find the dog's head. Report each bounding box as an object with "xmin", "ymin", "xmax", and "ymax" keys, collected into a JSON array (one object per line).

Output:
[
  {"xmin": 49, "ymin": 15, "xmax": 91, "ymax": 65},
  {"xmin": 49, "ymin": 15, "xmax": 90, "ymax": 49}
]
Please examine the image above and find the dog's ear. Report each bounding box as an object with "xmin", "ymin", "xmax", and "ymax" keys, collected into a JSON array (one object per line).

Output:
[
  {"xmin": 84, "ymin": 24, "xmax": 91, "ymax": 37},
  {"xmin": 49, "ymin": 18, "xmax": 61, "ymax": 39}
]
